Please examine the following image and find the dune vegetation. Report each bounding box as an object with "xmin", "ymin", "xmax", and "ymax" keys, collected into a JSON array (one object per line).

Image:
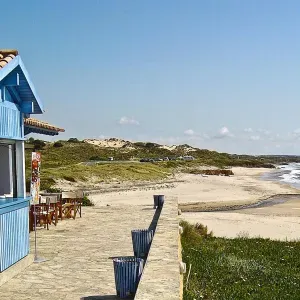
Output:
[
  {"xmin": 25, "ymin": 138, "xmax": 289, "ymax": 191},
  {"xmin": 181, "ymin": 221, "xmax": 300, "ymax": 300}
]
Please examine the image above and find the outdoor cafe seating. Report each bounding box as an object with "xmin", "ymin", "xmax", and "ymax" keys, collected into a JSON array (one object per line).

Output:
[{"xmin": 29, "ymin": 191, "xmax": 84, "ymax": 232}]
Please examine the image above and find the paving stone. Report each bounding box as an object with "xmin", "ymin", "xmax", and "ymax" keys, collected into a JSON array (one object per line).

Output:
[{"xmin": 0, "ymin": 205, "xmax": 154, "ymax": 300}]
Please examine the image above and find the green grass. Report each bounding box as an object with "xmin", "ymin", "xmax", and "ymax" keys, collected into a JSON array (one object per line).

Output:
[
  {"xmin": 26, "ymin": 159, "xmax": 172, "ymax": 191},
  {"xmin": 42, "ymin": 163, "xmax": 171, "ymax": 182},
  {"xmin": 181, "ymin": 221, "xmax": 300, "ymax": 300}
]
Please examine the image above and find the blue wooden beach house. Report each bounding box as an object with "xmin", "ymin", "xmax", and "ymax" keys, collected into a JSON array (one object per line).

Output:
[{"xmin": 0, "ymin": 49, "xmax": 64, "ymax": 272}]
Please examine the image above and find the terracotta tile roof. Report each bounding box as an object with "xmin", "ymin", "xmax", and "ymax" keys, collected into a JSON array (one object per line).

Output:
[
  {"xmin": 0, "ymin": 49, "xmax": 18, "ymax": 69},
  {"xmin": 24, "ymin": 118, "xmax": 65, "ymax": 133}
]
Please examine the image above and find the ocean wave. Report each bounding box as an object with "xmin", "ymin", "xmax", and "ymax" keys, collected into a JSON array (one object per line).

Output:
[{"xmin": 279, "ymin": 164, "xmax": 300, "ymax": 184}]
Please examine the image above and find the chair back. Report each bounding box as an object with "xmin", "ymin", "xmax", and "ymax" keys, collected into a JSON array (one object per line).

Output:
[
  {"xmin": 33, "ymin": 203, "xmax": 47, "ymax": 213},
  {"xmin": 40, "ymin": 196, "xmax": 47, "ymax": 203},
  {"xmin": 46, "ymin": 196, "xmax": 58, "ymax": 203},
  {"xmin": 75, "ymin": 190, "xmax": 84, "ymax": 198},
  {"xmin": 62, "ymin": 191, "xmax": 77, "ymax": 199}
]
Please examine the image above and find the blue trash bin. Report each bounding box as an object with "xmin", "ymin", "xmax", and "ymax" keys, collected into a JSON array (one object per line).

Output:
[
  {"xmin": 113, "ymin": 256, "xmax": 144, "ymax": 298},
  {"xmin": 131, "ymin": 229, "xmax": 154, "ymax": 259},
  {"xmin": 153, "ymin": 194, "xmax": 164, "ymax": 208},
  {"xmin": 158, "ymin": 195, "xmax": 165, "ymax": 208},
  {"xmin": 153, "ymin": 195, "xmax": 159, "ymax": 208}
]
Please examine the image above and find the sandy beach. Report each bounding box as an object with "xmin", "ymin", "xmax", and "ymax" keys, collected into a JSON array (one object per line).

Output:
[
  {"xmin": 90, "ymin": 167, "xmax": 300, "ymax": 240},
  {"xmin": 90, "ymin": 167, "xmax": 297, "ymax": 207}
]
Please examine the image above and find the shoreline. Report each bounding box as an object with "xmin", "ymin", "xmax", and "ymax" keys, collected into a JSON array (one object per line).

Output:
[
  {"xmin": 179, "ymin": 193, "xmax": 300, "ymax": 212},
  {"xmin": 88, "ymin": 166, "xmax": 300, "ymax": 240},
  {"xmin": 89, "ymin": 167, "xmax": 299, "ymax": 207},
  {"xmin": 179, "ymin": 167, "xmax": 300, "ymax": 240}
]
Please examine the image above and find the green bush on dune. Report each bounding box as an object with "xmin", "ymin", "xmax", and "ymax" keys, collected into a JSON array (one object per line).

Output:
[{"xmin": 82, "ymin": 195, "xmax": 94, "ymax": 206}]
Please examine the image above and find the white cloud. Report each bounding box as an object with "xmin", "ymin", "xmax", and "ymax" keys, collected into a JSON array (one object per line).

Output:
[
  {"xmin": 214, "ymin": 127, "xmax": 234, "ymax": 139},
  {"xmin": 244, "ymin": 128, "xmax": 253, "ymax": 133},
  {"xmin": 184, "ymin": 129, "xmax": 195, "ymax": 136},
  {"xmin": 119, "ymin": 116, "xmax": 139, "ymax": 125},
  {"xmin": 293, "ymin": 128, "xmax": 300, "ymax": 135},
  {"xmin": 257, "ymin": 129, "xmax": 271, "ymax": 136},
  {"xmin": 250, "ymin": 135, "xmax": 260, "ymax": 141},
  {"xmin": 220, "ymin": 127, "xmax": 230, "ymax": 135}
]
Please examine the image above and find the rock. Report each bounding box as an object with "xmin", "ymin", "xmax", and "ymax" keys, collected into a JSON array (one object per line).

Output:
[
  {"xmin": 179, "ymin": 225, "xmax": 183, "ymax": 234},
  {"xmin": 179, "ymin": 261, "xmax": 186, "ymax": 274}
]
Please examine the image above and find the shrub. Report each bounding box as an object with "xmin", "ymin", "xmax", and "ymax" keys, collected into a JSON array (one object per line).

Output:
[
  {"xmin": 145, "ymin": 142, "xmax": 159, "ymax": 148},
  {"xmin": 31, "ymin": 139, "xmax": 46, "ymax": 150},
  {"xmin": 53, "ymin": 142, "xmax": 63, "ymax": 148},
  {"xmin": 40, "ymin": 178, "xmax": 56, "ymax": 191},
  {"xmin": 194, "ymin": 223, "xmax": 213, "ymax": 238},
  {"xmin": 89, "ymin": 156, "xmax": 107, "ymax": 161},
  {"xmin": 185, "ymin": 169, "xmax": 234, "ymax": 176},
  {"xmin": 45, "ymin": 187, "xmax": 62, "ymax": 193},
  {"xmin": 63, "ymin": 176, "xmax": 76, "ymax": 182},
  {"xmin": 82, "ymin": 195, "xmax": 94, "ymax": 206},
  {"xmin": 67, "ymin": 138, "xmax": 80, "ymax": 143}
]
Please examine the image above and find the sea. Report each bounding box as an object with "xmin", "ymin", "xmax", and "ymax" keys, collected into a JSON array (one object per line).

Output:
[{"xmin": 262, "ymin": 163, "xmax": 300, "ymax": 190}]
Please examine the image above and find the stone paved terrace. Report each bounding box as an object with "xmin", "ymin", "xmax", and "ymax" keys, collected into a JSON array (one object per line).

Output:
[{"xmin": 0, "ymin": 204, "xmax": 155, "ymax": 300}]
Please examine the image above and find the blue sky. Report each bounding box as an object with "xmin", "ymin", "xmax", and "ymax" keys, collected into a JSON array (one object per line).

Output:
[{"xmin": 2, "ymin": 0, "xmax": 300, "ymax": 154}]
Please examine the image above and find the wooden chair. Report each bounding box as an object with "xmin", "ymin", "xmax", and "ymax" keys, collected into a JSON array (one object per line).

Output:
[
  {"xmin": 61, "ymin": 201, "xmax": 76, "ymax": 219},
  {"xmin": 74, "ymin": 190, "xmax": 84, "ymax": 218},
  {"xmin": 46, "ymin": 196, "xmax": 58, "ymax": 226},
  {"xmin": 61, "ymin": 191, "xmax": 83, "ymax": 219},
  {"xmin": 40, "ymin": 192, "xmax": 63, "ymax": 220},
  {"xmin": 61, "ymin": 192, "xmax": 77, "ymax": 219},
  {"xmin": 31, "ymin": 204, "xmax": 50, "ymax": 230}
]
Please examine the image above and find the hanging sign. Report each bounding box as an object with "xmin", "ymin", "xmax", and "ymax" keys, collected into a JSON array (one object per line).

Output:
[{"xmin": 30, "ymin": 152, "xmax": 41, "ymax": 204}]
